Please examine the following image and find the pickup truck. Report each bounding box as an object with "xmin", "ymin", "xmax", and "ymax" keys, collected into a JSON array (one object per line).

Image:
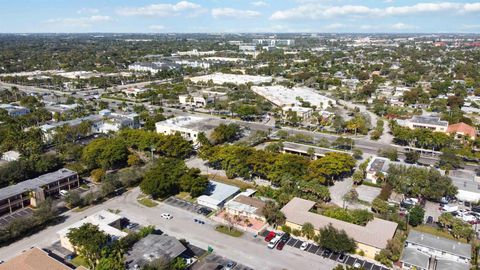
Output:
[{"xmin": 267, "ymin": 235, "xmax": 282, "ymax": 249}]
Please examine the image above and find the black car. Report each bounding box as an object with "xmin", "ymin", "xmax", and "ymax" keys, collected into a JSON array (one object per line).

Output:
[
  {"xmin": 338, "ymin": 253, "xmax": 347, "ymax": 263},
  {"xmin": 322, "ymin": 249, "xmax": 332, "ymax": 257},
  {"xmin": 214, "ymin": 265, "xmax": 224, "ymax": 270},
  {"xmin": 197, "ymin": 207, "xmax": 212, "ymax": 215},
  {"xmin": 281, "ymin": 233, "xmax": 291, "ymax": 241},
  {"xmin": 426, "ymin": 216, "xmax": 434, "ymax": 224}
]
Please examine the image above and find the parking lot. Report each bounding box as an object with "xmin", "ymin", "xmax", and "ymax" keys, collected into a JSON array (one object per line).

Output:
[
  {"xmin": 193, "ymin": 253, "xmax": 254, "ymax": 270},
  {"xmin": 164, "ymin": 196, "xmax": 212, "ymax": 216},
  {"xmin": 0, "ymin": 208, "xmax": 34, "ymax": 227},
  {"xmin": 260, "ymin": 231, "xmax": 390, "ymax": 270}
]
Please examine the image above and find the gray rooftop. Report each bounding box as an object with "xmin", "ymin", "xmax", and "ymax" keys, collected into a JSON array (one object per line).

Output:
[
  {"xmin": 400, "ymin": 247, "xmax": 431, "ymax": 270},
  {"xmin": 407, "ymin": 230, "xmax": 471, "ymax": 259},
  {"xmin": 436, "ymin": 258, "xmax": 470, "ymax": 270},
  {"xmin": 0, "ymin": 169, "xmax": 77, "ymax": 201},
  {"xmin": 126, "ymin": 234, "xmax": 186, "ymax": 269},
  {"xmin": 282, "ymin": 142, "xmax": 351, "ymax": 157},
  {"xmin": 410, "ymin": 115, "xmax": 449, "ymax": 127},
  {"xmin": 200, "ymin": 181, "xmax": 240, "ymax": 203}
]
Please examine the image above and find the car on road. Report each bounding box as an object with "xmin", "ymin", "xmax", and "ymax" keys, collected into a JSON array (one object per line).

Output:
[
  {"xmin": 161, "ymin": 213, "xmax": 173, "ymax": 219},
  {"xmin": 300, "ymin": 242, "xmax": 309, "ymax": 251},
  {"xmin": 264, "ymin": 231, "xmax": 276, "ymax": 242},
  {"xmin": 225, "ymin": 261, "xmax": 236, "ymax": 270}
]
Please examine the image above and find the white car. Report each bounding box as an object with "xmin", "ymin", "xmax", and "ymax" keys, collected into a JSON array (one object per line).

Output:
[
  {"xmin": 353, "ymin": 262, "xmax": 361, "ymax": 268},
  {"xmin": 300, "ymin": 242, "xmax": 309, "ymax": 251},
  {"xmin": 161, "ymin": 213, "xmax": 173, "ymax": 220}
]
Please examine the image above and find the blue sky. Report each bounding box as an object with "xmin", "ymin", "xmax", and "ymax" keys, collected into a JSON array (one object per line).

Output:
[{"xmin": 0, "ymin": 0, "xmax": 479, "ymax": 33}]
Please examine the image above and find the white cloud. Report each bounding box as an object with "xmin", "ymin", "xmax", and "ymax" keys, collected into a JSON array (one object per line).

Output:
[
  {"xmin": 77, "ymin": 8, "xmax": 99, "ymax": 14},
  {"xmin": 270, "ymin": 2, "xmax": 480, "ymax": 20},
  {"xmin": 45, "ymin": 15, "xmax": 111, "ymax": 28},
  {"xmin": 390, "ymin": 23, "xmax": 416, "ymax": 30},
  {"xmin": 252, "ymin": 1, "xmax": 267, "ymax": 7},
  {"xmin": 211, "ymin": 8, "xmax": 261, "ymax": 19},
  {"xmin": 118, "ymin": 1, "xmax": 202, "ymax": 17}
]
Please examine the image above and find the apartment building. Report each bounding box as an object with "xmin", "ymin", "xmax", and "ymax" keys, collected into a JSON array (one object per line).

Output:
[
  {"xmin": 400, "ymin": 230, "xmax": 471, "ymax": 270},
  {"xmin": 0, "ymin": 169, "xmax": 79, "ymax": 217},
  {"xmin": 403, "ymin": 115, "xmax": 449, "ymax": 132}
]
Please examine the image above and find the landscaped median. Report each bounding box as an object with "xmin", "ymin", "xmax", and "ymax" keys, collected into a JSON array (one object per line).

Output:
[
  {"xmin": 215, "ymin": 225, "xmax": 244, "ymax": 237},
  {"xmin": 137, "ymin": 196, "xmax": 158, "ymax": 207}
]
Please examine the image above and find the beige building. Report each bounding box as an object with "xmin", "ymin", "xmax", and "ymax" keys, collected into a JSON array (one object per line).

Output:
[
  {"xmin": 403, "ymin": 115, "xmax": 449, "ymax": 132},
  {"xmin": 225, "ymin": 194, "xmax": 266, "ymax": 221},
  {"xmin": 57, "ymin": 210, "xmax": 127, "ymax": 252},
  {"xmin": 0, "ymin": 247, "xmax": 83, "ymax": 270},
  {"xmin": 281, "ymin": 197, "xmax": 398, "ymax": 259}
]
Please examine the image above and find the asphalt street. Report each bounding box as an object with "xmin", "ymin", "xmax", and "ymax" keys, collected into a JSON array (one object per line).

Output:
[{"xmin": 0, "ymin": 188, "xmax": 339, "ymax": 270}]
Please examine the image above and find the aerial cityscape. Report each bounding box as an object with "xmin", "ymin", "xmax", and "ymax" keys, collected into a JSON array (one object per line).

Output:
[{"xmin": 0, "ymin": 1, "xmax": 480, "ymax": 270}]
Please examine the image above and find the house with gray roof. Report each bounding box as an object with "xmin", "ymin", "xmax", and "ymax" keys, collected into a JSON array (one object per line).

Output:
[
  {"xmin": 126, "ymin": 234, "xmax": 187, "ymax": 270},
  {"xmin": 400, "ymin": 230, "xmax": 471, "ymax": 270}
]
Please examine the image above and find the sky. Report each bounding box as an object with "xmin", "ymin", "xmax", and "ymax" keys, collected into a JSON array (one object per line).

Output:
[{"xmin": 0, "ymin": 0, "xmax": 479, "ymax": 33}]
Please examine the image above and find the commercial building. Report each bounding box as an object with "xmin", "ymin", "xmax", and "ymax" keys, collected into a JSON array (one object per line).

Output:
[
  {"xmin": 57, "ymin": 210, "xmax": 127, "ymax": 252},
  {"xmin": 447, "ymin": 122, "xmax": 477, "ymax": 140},
  {"xmin": 174, "ymin": 49, "xmax": 216, "ymax": 57},
  {"xmin": 0, "ymin": 169, "xmax": 79, "ymax": 217},
  {"xmin": 400, "ymin": 230, "xmax": 471, "ymax": 270},
  {"xmin": 174, "ymin": 59, "xmax": 211, "ymax": 69},
  {"xmin": 402, "ymin": 115, "xmax": 449, "ymax": 132},
  {"xmin": 0, "ymin": 103, "xmax": 30, "ymax": 117},
  {"xmin": 0, "ymin": 247, "xmax": 82, "ymax": 270},
  {"xmin": 253, "ymin": 38, "xmax": 295, "ymax": 47},
  {"xmin": 122, "ymin": 87, "xmax": 150, "ymax": 97},
  {"xmin": 282, "ymin": 142, "xmax": 351, "ymax": 160},
  {"xmin": 281, "ymin": 197, "xmax": 398, "ymax": 258},
  {"xmin": 44, "ymin": 103, "xmax": 79, "ymax": 117},
  {"xmin": 178, "ymin": 93, "xmax": 214, "ymax": 108},
  {"xmin": 40, "ymin": 111, "xmax": 139, "ymax": 142},
  {"xmin": 282, "ymin": 106, "xmax": 313, "ymax": 121},
  {"xmin": 197, "ymin": 181, "xmax": 240, "ymax": 210},
  {"xmin": 1, "ymin": 150, "xmax": 21, "ymax": 162},
  {"xmin": 155, "ymin": 116, "xmax": 220, "ymax": 144},
  {"xmin": 126, "ymin": 234, "xmax": 187, "ymax": 270},
  {"xmin": 189, "ymin": 73, "xmax": 272, "ymax": 85},
  {"xmin": 251, "ymin": 86, "xmax": 335, "ymax": 110},
  {"xmin": 128, "ymin": 61, "xmax": 180, "ymax": 74}
]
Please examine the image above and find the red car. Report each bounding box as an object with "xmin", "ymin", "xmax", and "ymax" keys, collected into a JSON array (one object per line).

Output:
[
  {"xmin": 264, "ymin": 231, "xmax": 276, "ymax": 242},
  {"xmin": 276, "ymin": 240, "xmax": 286, "ymax": 250}
]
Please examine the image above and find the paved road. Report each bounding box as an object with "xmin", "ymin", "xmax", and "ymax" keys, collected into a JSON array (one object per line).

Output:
[{"xmin": 0, "ymin": 188, "xmax": 339, "ymax": 270}]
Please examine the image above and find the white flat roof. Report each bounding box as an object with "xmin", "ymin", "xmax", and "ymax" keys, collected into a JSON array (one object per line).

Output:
[
  {"xmin": 189, "ymin": 73, "xmax": 272, "ymax": 85},
  {"xmin": 197, "ymin": 181, "xmax": 240, "ymax": 206},
  {"xmin": 57, "ymin": 210, "xmax": 127, "ymax": 239},
  {"xmin": 252, "ymin": 86, "xmax": 334, "ymax": 108}
]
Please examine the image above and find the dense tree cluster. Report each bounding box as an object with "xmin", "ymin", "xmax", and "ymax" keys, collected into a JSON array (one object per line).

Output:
[
  {"xmin": 386, "ymin": 165, "xmax": 457, "ymax": 201},
  {"xmin": 140, "ymin": 157, "xmax": 208, "ymax": 199},
  {"xmin": 0, "ymin": 154, "xmax": 61, "ymax": 188},
  {"xmin": 322, "ymin": 208, "xmax": 374, "ymax": 226}
]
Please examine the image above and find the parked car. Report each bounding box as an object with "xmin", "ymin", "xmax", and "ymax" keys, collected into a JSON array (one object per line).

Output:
[
  {"xmin": 161, "ymin": 213, "xmax": 173, "ymax": 219},
  {"xmin": 426, "ymin": 216, "xmax": 434, "ymax": 224},
  {"xmin": 214, "ymin": 265, "xmax": 224, "ymax": 270},
  {"xmin": 268, "ymin": 235, "xmax": 282, "ymax": 249},
  {"xmin": 224, "ymin": 261, "xmax": 236, "ymax": 270},
  {"xmin": 338, "ymin": 253, "xmax": 347, "ymax": 263},
  {"xmin": 197, "ymin": 207, "xmax": 212, "ymax": 215},
  {"xmin": 264, "ymin": 231, "xmax": 276, "ymax": 242},
  {"xmin": 322, "ymin": 249, "xmax": 332, "ymax": 257},
  {"xmin": 300, "ymin": 242, "xmax": 309, "ymax": 251},
  {"xmin": 353, "ymin": 262, "xmax": 362, "ymax": 268},
  {"xmin": 276, "ymin": 240, "xmax": 286, "ymax": 250}
]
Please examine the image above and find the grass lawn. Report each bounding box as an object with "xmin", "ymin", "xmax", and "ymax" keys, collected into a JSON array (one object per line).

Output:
[
  {"xmin": 215, "ymin": 225, "xmax": 244, "ymax": 237},
  {"xmin": 138, "ymin": 197, "xmax": 158, "ymax": 207},
  {"xmin": 413, "ymin": 225, "xmax": 468, "ymax": 243},
  {"xmin": 70, "ymin": 256, "xmax": 88, "ymax": 268}
]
